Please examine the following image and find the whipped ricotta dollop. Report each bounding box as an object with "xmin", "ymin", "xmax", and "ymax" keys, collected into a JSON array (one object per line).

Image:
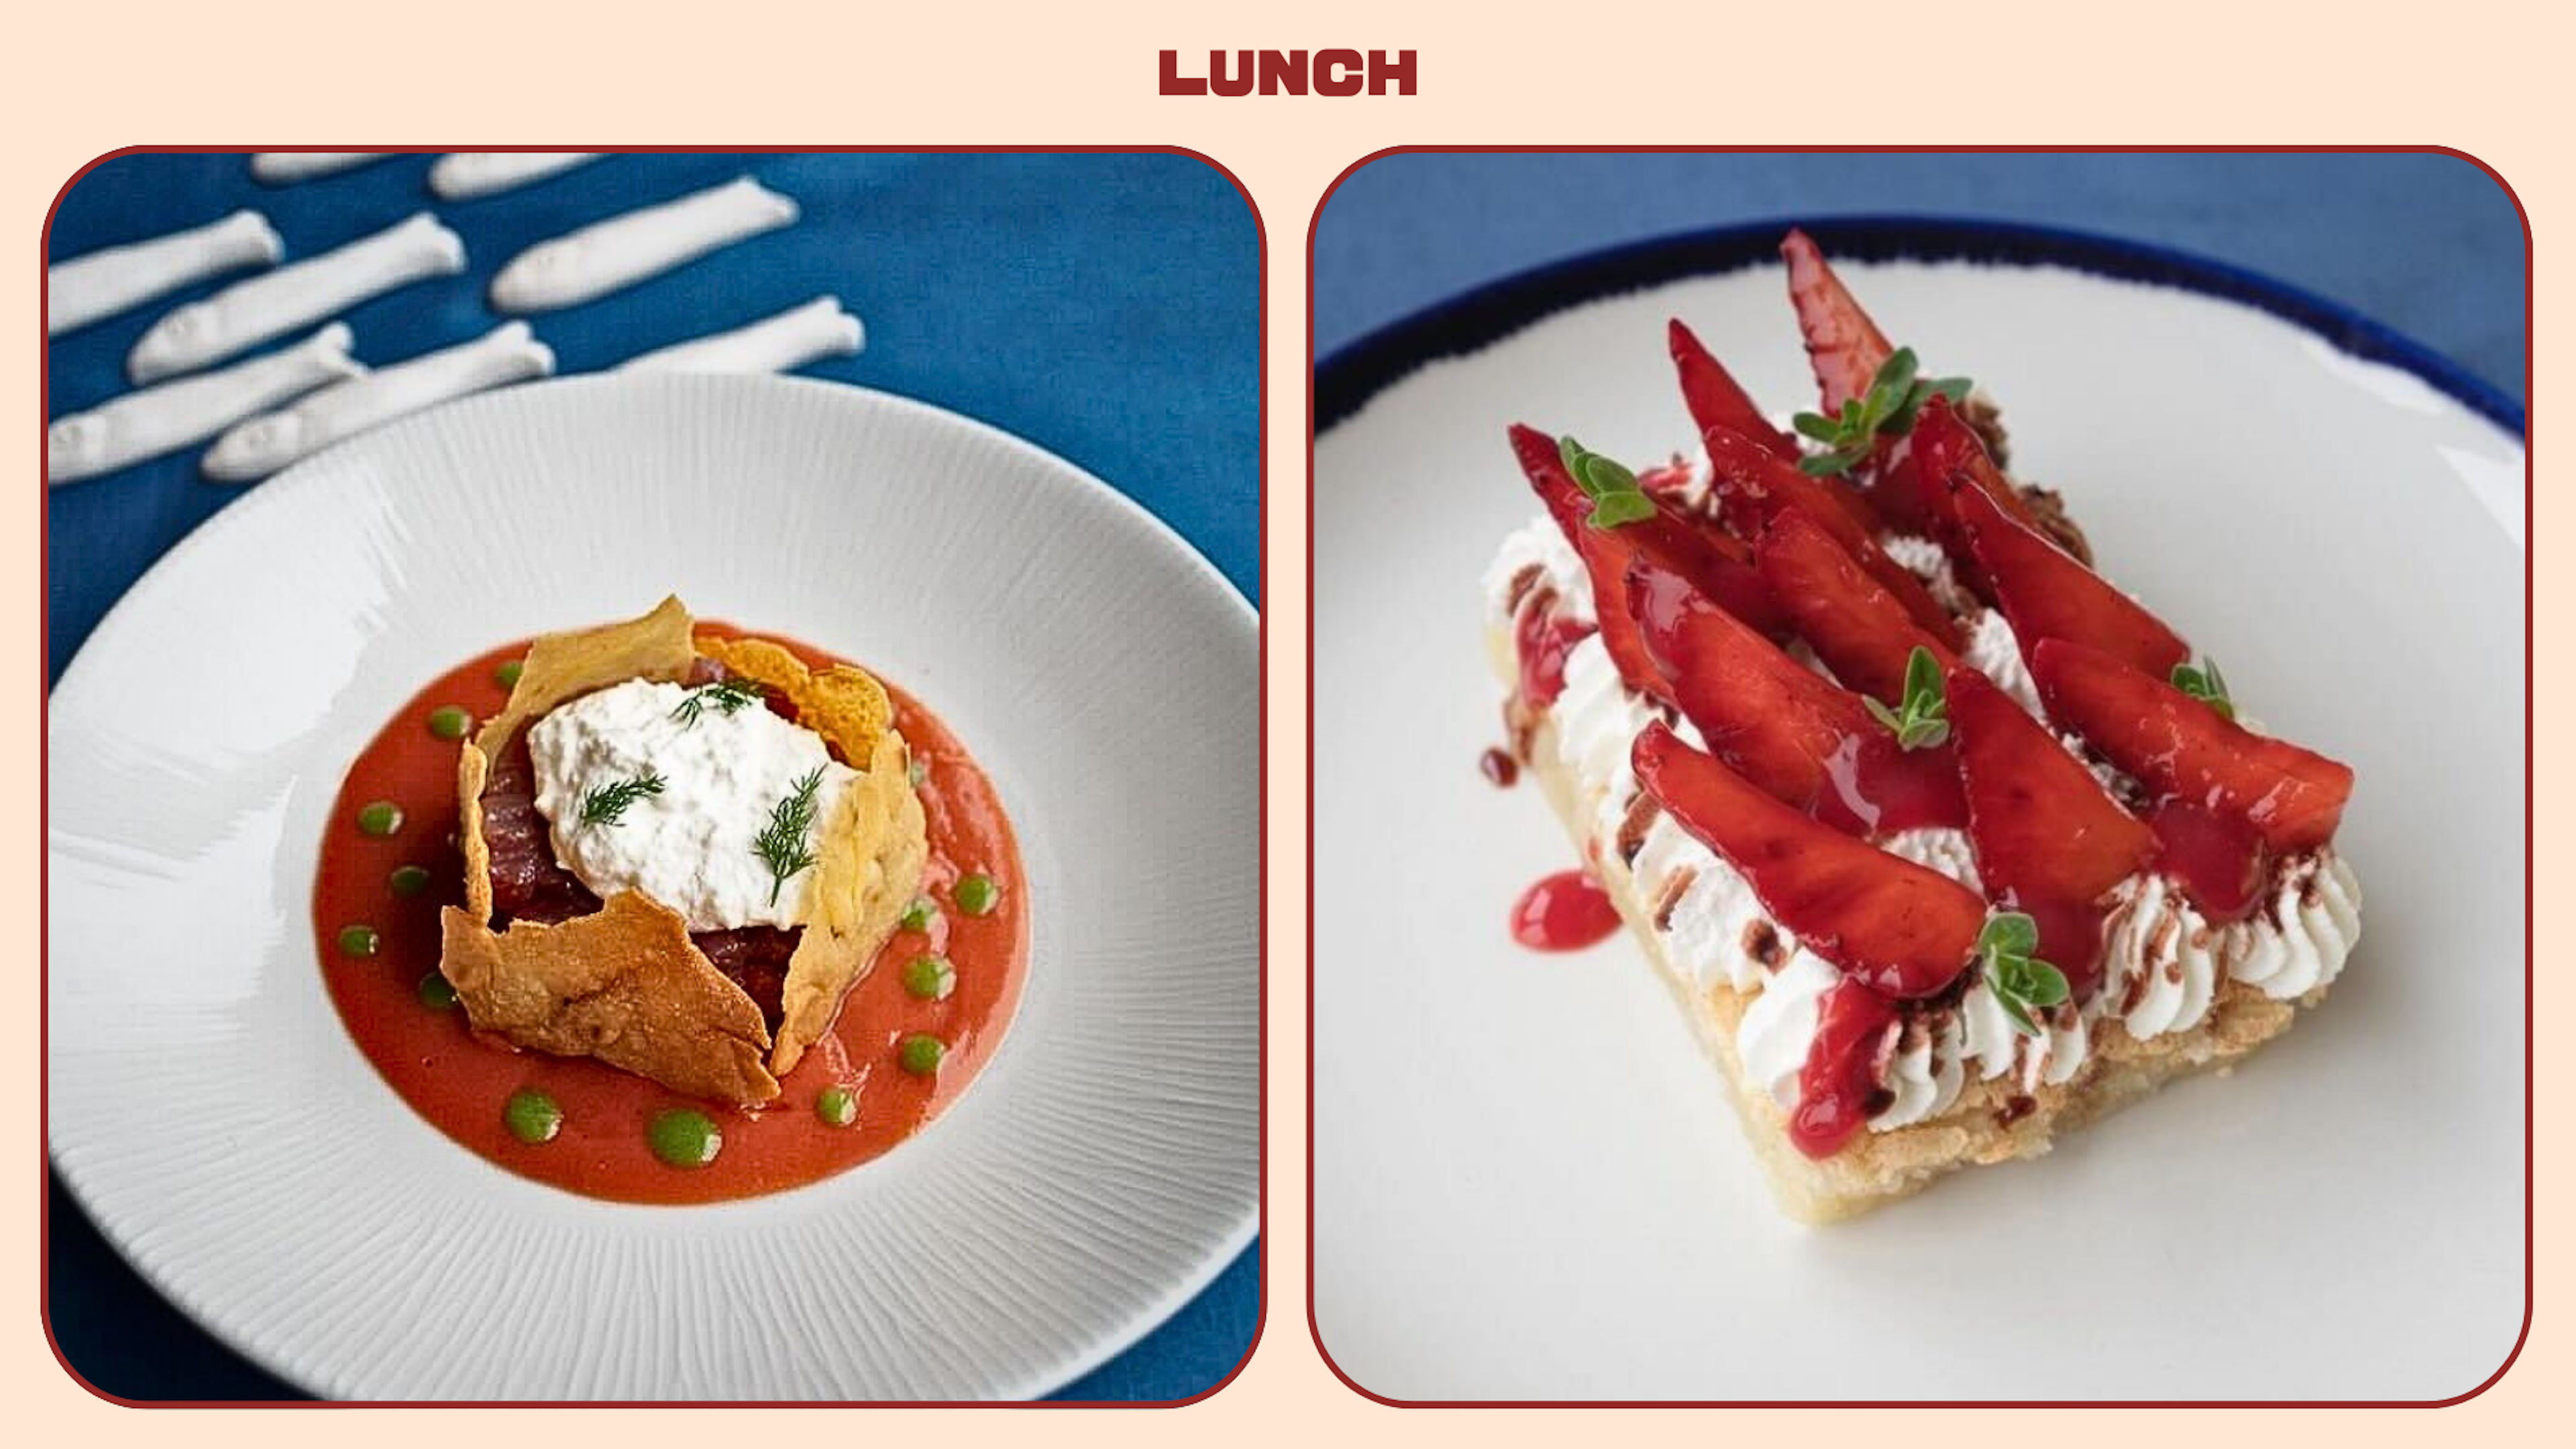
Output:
[
  {"xmin": 527, "ymin": 678, "xmax": 857, "ymax": 932},
  {"xmin": 1489, "ymin": 511, "xmax": 2363, "ymax": 1136}
]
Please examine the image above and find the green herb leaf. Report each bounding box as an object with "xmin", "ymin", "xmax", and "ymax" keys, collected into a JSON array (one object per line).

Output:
[
  {"xmin": 752, "ymin": 766, "xmax": 826, "ymax": 907},
  {"xmin": 1867, "ymin": 644, "xmax": 1950, "ymax": 750},
  {"xmin": 671, "ymin": 678, "xmax": 767, "ymax": 728},
  {"xmin": 578, "ymin": 771, "xmax": 666, "ymax": 828},
  {"xmin": 1977, "ymin": 910, "xmax": 2069, "ymax": 1039},
  {"xmin": 1557, "ymin": 435, "xmax": 1657, "ymax": 531},
  {"xmin": 2169, "ymin": 657, "xmax": 2235, "ymax": 720},
  {"xmin": 1787, "ymin": 346, "xmax": 1974, "ymax": 478}
]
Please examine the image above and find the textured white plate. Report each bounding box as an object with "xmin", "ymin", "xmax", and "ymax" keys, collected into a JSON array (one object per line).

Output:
[
  {"xmin": 48, "ymin": 374, "xmax": 1258, "ymax": 1401},
  {"xmin": 1314, "ymin": 252, "xmax": 2525, "ymax": 1401}
]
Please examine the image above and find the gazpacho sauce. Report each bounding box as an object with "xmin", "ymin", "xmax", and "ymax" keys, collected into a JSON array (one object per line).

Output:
[{"xmin": 313, "ymin": 626, "xmax": 1027, "ymax": 1205}]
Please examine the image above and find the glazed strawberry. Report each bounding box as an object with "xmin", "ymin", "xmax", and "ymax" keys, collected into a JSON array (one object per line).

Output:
[
  {"xmin": 1756, "ymin": 508, "xmax": 1960, "ymax": 704},
  {"xmin": 1947, "ymin": 665, "xmax": 2155, "ymax": 998},
  {"xmin": 1703, "ymin": 426, "xmax": 1957, "ymax": 645},
  {"xmin": 1508, "ymin": 424, "xmax": 1786, "ymax": 702},
  {"xmin": 1906, "ymin": 393, "xmax": 2043, "ymax": 596},
  {"xmin": 1627, "ymin": 559, "xmax": 1965, "ymax": 838},
  {"xmin": 1633, "ymin": 722, "xmax": 1983, "ymax": 1000},
  {"xmin": 2032, "ymin": 639, "xmax": 2354, "ymax": 853},
  {"xmin": 1781, "ymin": 229, "xmax": 1894, "ymax": 411},
  {"xmin": 1793, "ymin": 979, "xmax": 1900, "ymax": 1159},
  {"xmin": 1949, "ymin": 464, "xmax": 2188, "ymax": 679},
  {"xmin": 1668, "ymin": 318, "xmax": 1799, "ymax": 461}
]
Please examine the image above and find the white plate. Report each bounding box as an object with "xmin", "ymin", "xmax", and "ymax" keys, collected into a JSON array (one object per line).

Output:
[
  {"xmin": 1313, "ymin": 231, "xmax": 2525, "ymax": 1401},
  {"xmin": 48, "ymin": 374, "xmax": 1259, "ymax": 1400}
]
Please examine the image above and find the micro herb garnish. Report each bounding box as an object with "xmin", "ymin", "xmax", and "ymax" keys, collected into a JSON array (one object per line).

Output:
[
  {"xmin": 670, "ymin": 678, "xmax": 767, "ymax": 728},
  {"xmin": 753, "ymin": 766, "xmax": 826, "ymax": 907},
  {"xmin": 1789, "ymin": 347, "xmax": 1973, "ymax": 478},
  {"xmin": 1978, "ymin": 911, "xmax": 2071, "ymax": 1039},
  {"xmin": 2170, "ymin": 657, "xmax": 2235, "ymax": 720},
  {"xmin": 1556, "ymin": 435, "xmax": 1658, "ymax": 531},
  {"xmin": 1862, "ymin": 645, "xmax": 1951, "ymax": 750},
  {"xmin": 578, "ymin": 771, "xmax": 666, "ymax": 828}
]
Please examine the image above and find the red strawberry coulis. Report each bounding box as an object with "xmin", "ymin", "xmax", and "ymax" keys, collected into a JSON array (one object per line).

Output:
[{"xmin": 1510, "ymin": 870, "xmax": 1621, "ymax": 951}]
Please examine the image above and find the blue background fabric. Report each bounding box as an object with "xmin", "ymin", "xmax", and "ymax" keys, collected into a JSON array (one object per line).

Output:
[
  {"xmin": 44, "ymin": 151, "xmax": 1259, "ymax": 1403},
  {"xmin": 1313, "ymin": 151, "xmax": 2527, "ymax": 408}
]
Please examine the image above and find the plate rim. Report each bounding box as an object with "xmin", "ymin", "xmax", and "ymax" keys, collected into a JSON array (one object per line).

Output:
[
  {"xmin": 45, "ymin": 371, "xmax": 1261, "ymax": 1403},
  {"xmin": 1314, "ymin": 213, "xmax": 2526, "ymax": 439},
  {"xmin": 1306, "ymin": 217, "xmax": 2530, "ymax": 1406}
]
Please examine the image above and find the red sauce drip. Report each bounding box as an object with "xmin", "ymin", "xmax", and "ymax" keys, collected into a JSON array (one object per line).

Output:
[
  {"xmin": 1792, "ymin": 979, "xmax": 1898, "ymax": 1159},
  {"xmin": 1479, "ymin": 747, "xmax": 1519, "ymax": 788},
  {"xmin": 312, "ymin": 626, "xmax": 1028, "ymax": 1205},
  {"xmin": 1510, "ymin": 870, "xmax": 1620, "ymax": 951},
  {"xmin": 2148, "ymin": 798, "xmax": 2267, "ymax": 924},
  {"xmin": 1513, "ymin": 596, "xmax": 1594, "ymax": 710}
]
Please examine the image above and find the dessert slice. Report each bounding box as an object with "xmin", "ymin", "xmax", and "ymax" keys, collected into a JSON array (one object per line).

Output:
[{"xmin": 1483, "ymin": 235, "xmax": 2363, "ymax": 1221}]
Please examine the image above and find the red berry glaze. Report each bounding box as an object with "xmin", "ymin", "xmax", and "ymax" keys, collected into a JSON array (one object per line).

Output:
[
  {"xmin": 1511, "ymin": 870, "xmax": 1621, "ymax": 951},
  {"xmin": 1632, "ymin": 722, "xmax": 1982, "ymax": 1000},
  {"xmin": 2032, "ymin": 639, "xmax": 2353, "ymax": 857},
  {"xmin": 1756, "ymin": 507, "xmax": 1961, "ymax": 704},
  {"xmin": 1794, "ymin": 979, "xmax": 1900, "ymax": 1159},
  {"xmin": 1947, "ymin": 666, "xmax": 2156, "ymax": 999},
  {"xmin": 1627, "ymin": 551, "xmax": 1964, "ymax": 837}
]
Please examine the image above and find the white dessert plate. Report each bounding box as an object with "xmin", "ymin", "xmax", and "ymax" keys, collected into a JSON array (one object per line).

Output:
[
  {"xmin": 48, "ymin": 374, "xmax": 1259, "ymax": 1400},
  {"xmin": 1312, "ymin": 220, "xmax": 2525, "ymax": 1402}
]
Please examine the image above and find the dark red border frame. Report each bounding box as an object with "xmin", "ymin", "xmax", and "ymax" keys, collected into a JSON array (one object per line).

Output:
[
  {"xmin": 38, "ymin": 144, "xmax": 1269, "ymax": 1409},
  {"xmin": 1303, "ymin": 144, "xmax": 2532, "ymax": 1409}
]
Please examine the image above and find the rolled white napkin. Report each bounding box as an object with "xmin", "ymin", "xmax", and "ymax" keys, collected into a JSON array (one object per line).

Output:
[
  {"xmin": 489, "ymin": 176, "xmax": 797, "ymax": 314},
  {"xmin": 49, "ymin": 210, "xmax": 282, "ymax": 337},
  {"xmin": 250, "ymin": 152, "xmax": 394, "ymax": 184},
  {"xmin": 50, "ymin": 324, "xmax": 362, "ymax": 486},
  {"xmin": 428, "ymin": 152, "xmax": 602, "ymax": 201},
  {"xmin": 204, "ymin": 322, "xmax": 555, "ymax": 482},
  {"xmin": 619, "ymin": 297, "xmax": 863, "ymax": 375},
  {"xmin": 128, "ymin": 212, "xmax": 463, "ymax": 384}
]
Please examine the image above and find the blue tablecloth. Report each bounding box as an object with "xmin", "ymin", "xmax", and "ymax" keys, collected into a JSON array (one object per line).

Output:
[
  {"xmin": 44, "ymin": 151, "xmax": 1259, "ymax": 1403},
  {"xmin": 1315, "ymin": 152, "xmax": 2526, "ymax": 407}
]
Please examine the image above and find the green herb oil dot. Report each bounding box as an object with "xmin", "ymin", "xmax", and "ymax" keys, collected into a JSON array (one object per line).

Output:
[
  {"xmin": 649, "ymin": 1108, "xmax": 723, "ymax": 1168},
  {"xmin": 902, "ymin": 955, "xmax": 956, "ymax": 1002},
  {"xmin": 898, "ymin": 1032, "xmax": 947, "ymax": 1077},
  {"xmin": 899, "ymin": 896, "xmax": 938, "ymax": 932},
  {"xmin": 336, "ymin": 924, "xmax": 379, "ymax": 958},
  {"xmin": 388, "ymin": 864, "xmax": 432, "ymax": 898},
  {"xmin": 953, "ymin": 873, "xmax": 998, "ymax": 917},
  {"xmin": 416, "ymin": 972, "xmax": 458, "ymax": 1010},
  {"xmin": 427, "ymin": 704, "xmax": 472, "ymax": 741},
  {"xmin": 356, "ymin": 800, "xmax": 404, "ymax": 837},
  {"xmin": 815, "ymin": 1085, "xmax": 858, "ymax": 1128},
  {"xmin": 495, "ymin": 659, "xmax": 524, "ymax": 689},
  {"xmin": 504, "ymin": 1089, "xmax": 563, "ymax": 1144}
]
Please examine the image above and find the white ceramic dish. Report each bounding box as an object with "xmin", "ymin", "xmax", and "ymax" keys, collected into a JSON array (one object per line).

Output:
[
  {"xmin": 1312, "ymin": 229, "xmax": 2525, "ymax": 1402},
  {"xmin": 48, "ymin": 374, "xmax": 1259, "ymax": 1400}
]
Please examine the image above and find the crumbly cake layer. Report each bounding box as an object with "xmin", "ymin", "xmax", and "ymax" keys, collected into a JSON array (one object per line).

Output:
[{"xmin": 1492, "ymin": 627, "xmax": 2319, "ymax": 1224}]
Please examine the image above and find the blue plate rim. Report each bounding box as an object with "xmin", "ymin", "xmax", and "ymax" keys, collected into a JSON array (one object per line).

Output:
[{"xmin": 1311, "ymin": 214, "xmax": 2526, "ymax": 438}]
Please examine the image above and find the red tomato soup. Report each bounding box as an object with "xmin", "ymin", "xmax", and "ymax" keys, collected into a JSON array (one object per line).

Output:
[{"xmin": 313, "ymin": 628, "xmax": 1028, "ymax": 1205}]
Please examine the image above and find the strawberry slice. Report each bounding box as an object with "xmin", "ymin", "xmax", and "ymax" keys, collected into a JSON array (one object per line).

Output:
[
  {"xmin": 2032, "ymin": 639, "xmax": 2354, "ymax": 853},
  {"xmin": 1633, "ymin": 722, "xmax": 1984, "ymax": 999},
  {"xmin": 1947, "ymin": 665, "xmax": 2156, "ymax": 998},
  {"xmin": 1507, "ymin": 424, "xmax": 1785, "ymax": 700},
  {"xmin": 1668, "ymin": 317, "xmax": 1799, "ymax": 461},
  {"xmin": 1794, "ymin": 979, "xmax": 1900, "ymax": 1159},
  {"xmin": 1627, "ymin": 555, "xmax": 1964, "ymax": 837},
  {"xmin": 1781, "ymin": 229, "xmax": 1894, "ymax": 412},
  {"xmin": 1904, "ymin": 393, "xmax": 2044, "ymax": 602},
  {"xmin": 1756, "ymin": 508, "xmax": 1960, "ymax": 704},
  {"xmin": 1949, "ymin": 461, "xmax": 2188, "ymax": 680},
  {"xmin": 1703, "ymin": 426, "xmax": 1958, "ymax": 645}
]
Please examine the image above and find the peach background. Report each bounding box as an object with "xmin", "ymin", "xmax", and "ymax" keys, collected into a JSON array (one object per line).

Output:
[{"xmin": 5, "ymin": 0, "xmax": 2556, "ymax": 1436}]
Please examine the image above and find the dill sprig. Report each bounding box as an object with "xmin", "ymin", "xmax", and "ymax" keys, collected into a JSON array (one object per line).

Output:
[
  {"xmin": 753, "ymin": 766, "xmax": 826, "ymax": 906},
  {"xmin": 670, "ymin": 678, "xmax": 767, "ymax": 728},
  {"xmin": 578, "ymin": 771, "xmax": 666, "ymax": 828}
]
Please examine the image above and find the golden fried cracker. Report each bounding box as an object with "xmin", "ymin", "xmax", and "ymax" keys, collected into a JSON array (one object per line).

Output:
[
  {"xmin": 773, "ymin": 728, "xmax": 930, "ymax": 1077},
  {"xmin": 439, "ymin": 893, "xmax": 780, "ymax": 1107},
  {"xmin": 692, "ymin": 633, "xmax": 892, "ymax": 763}
]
